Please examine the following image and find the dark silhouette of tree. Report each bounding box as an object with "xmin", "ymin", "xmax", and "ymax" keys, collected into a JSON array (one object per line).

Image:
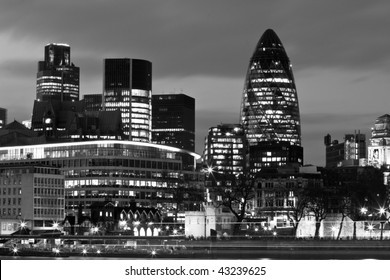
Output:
[
  {"xmin": 211, "ymin": 172, "xmax": 255, "ymax": 236},
  {"xmin": 304, "ymin": 183, "xmax": 329, "ymax": 239},
  {"xmin": 286, "ymin": 188, "xmax": 308, "ymax": 238},
  {"xmin": 321, "ymin": 166, "xmax": 388, "ymax": 240}
]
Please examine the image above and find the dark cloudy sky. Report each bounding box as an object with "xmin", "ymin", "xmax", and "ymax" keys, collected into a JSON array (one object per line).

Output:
[{"xmin": 1, "ymin": 0, "xmax": 390, "ymax": 166}]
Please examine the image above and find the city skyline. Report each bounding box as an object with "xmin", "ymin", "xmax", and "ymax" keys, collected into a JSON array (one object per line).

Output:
[{"xmin": 1, "ymin": 1, "xmax": 390, "ymax": 166}]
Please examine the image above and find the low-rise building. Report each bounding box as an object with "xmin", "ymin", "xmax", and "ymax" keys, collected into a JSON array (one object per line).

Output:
[{"xmin": 0, "ymin": 165, "xmax": 64, "ymax": 234}]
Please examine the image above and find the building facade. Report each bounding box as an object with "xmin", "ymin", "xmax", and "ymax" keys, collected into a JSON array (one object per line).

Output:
[
  {"xmin": 83, "ymin": 94, "xmax": 103, "ymax": 112},
  {"xmin": 249, "ymin": 141, "xmax": 303, "ymax": 174},
  {"xmin": 324, "ymin": 133, "xmax": 366, "ymax": 168},
  {"xmin": 152, "ymin": 93, "xmax": 195, "ymax": 152},
  {"xmin": 240, "ymin": 29, "xmax": 301, "ymax": 147},
  {"xmin": 0, "ymin": 165, "xmax": 65, "ymax": 233},
  {"xmin": 368, "ymin": 114, "xmax": 390, "ymax": 169},
  {"xmin": 0, "ymin": 140, "xmax": 203, "ymax": 221},
  {"xmin": 254, "ymin": 166, "xmax": 322, "ymax": 229},
  {"xmin": 36, "ymin": 43, "xmax": 80, "ymax": 102},
  {"xmin": 203, "ymin": 124, "xmax": 246, "ymax": 176},
  {"xmin": 239, "ymin": 29, "xmax": 302, "ymax": 172},
  {"xmin": 103, "ymin": 58, "xmax": 152, "ymax": 142}
]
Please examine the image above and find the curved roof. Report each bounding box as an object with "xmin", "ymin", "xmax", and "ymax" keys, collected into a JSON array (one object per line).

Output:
[{"xmin": 258, "ymin": 29, "xmax": 283, "ymax": 48}]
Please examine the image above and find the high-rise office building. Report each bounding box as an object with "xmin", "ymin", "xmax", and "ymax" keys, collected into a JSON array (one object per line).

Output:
[
  {"xmin": 203, "ymin": 124, "xmax": 246, "ymax": 176},
  {"xmin": 36, "ymin": 43, "xmax": 80, "ymax": 102},
  {"xmin": 240, "ymin": 29, "xmax": 302, "ymax": 171},
  {"xmin": 103, "ymin": 58, "xmax": 152, "ymax": 142},
  {"xmin": 240, "ymin": 29, "xmax": 301, "ymax": 146},
  {"xmin": 152, "ymin": 93, "xmax": 195, "ymax": 151},
  {"xmin": 0, "ymin": 107, "xmax": 7, "ymax": 129}
]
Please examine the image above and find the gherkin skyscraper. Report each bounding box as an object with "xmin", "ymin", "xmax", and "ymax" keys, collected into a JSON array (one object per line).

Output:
[{"xmin": 240, "ymin": 29, "xmax": 301, "ymax": 147}]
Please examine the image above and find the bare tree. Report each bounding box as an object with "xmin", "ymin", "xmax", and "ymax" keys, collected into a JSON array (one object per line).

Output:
[
  {"xmin": 211, "ymin": 173, "xmax": 255, "ymax": 236},
  {"xmin": 286, "ymin": 188, "xmax": 308, "ymax": 238},
  {"xmin": 305, "ymin": 184, "xmax": 329, "ymax": 239}
]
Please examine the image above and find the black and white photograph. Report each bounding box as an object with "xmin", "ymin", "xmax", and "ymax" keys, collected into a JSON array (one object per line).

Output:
[{"xmin": 1, "ymin": 0, "xmax": 390, "ymax": 279}]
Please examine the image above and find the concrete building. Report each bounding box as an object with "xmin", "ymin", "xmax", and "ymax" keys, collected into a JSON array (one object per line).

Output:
[
  {"xmin": 296, "ymin": 213, "xmax": 390, "ymax": 239},
  {"xmin": 253, "ymin": 165, "xmax": 322, "ymax": 229},
  {"xmin": 0, "ymin": 140, "xmax": 203, "ymax": 221},
  {"xmin": 185, "ymin": 203, "xmax": 236, "ymax": 238},
  {"xmin": 324, "ymin": 132, "xmax": 366, "ymax": 168},
  {"xmin": 0, "ymin": 165, "xmax": 65, "ymax": 234}
]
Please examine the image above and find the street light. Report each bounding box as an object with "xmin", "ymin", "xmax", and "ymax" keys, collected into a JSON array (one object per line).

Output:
[
  {"xmin": 92, "ymin": 226, "xmax": 99, "ymax": 235},
  {"xmin": 52, "ymin": 221, "xmax": 59, "ymax": 230},
  {"xmin": 360, "ymin": 207, "xmax": 368, "ymax": 215}
]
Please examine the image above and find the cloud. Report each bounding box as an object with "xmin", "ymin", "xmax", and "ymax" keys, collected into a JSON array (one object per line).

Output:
[
  {"xmin": 1, "ymin": 0, "xmax": 390, "ymax": 166},
  {"xmin": 1, "ymin": 0, "xmax": 389, "ymax": 81}
]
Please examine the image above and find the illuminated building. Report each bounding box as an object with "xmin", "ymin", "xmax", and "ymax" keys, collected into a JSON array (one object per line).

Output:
[
  {"xmin": 203, "ymin": 124, "xmax": 246, "ymax": 176},
  {"xmin": 254, "ymin": 166, "xmax": 322, "ymax": 229},
  {"xmin": 0, "ymin": 165, "xmax": 65, "ymax": 234},
  {"xmin": 249, "ymin": 141, "xmax": 303, "ymax": 173},
  {"xmin": 0, "ymin": 107, "xmax": 7, "ymax": 129},
  {"xmin": 240, "ymin": 29, "xmax": 301, "ymax": 146},
  {"xmin": 103, "ymin": 58, "xmax": 152, "ymax": 142},
  {"xmin": 240, "ymin": 29, "xmax": 302, "ymax": 171},
  {"xmin": 152, "ymin": 93, "xmax": 195, "ymax": 152},
  {"xmin": 368, "ymin": 114, "xmax": 390, "ymax": 169},
  {"xmin": 83, "ymin": 94, "xmax": 103, "ymax": 112},
  {"xmin": 0, "ymin": 140, "xmax": 203, "ymax": 219},
  {"xmin": 36, "ymin": 43, "xmax": 80, "ymax": 102},
  {"xmin": 324, "ymin": 132, "xmax": 366, "ymax": 168}
]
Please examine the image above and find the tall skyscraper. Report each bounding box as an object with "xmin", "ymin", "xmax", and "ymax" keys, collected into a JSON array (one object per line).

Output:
[
  {"xmin": 36, "ymin": 43, "xmax": 80, "ymax": 102},
  {"xmin": 240, "ymin": 29, "xmax": 303, "ymax": 171},
  {"xmin": 240, "ymin": 29, "xmax": 301, "ymax": 146},
  {"xmin": 152, "ymin": 93, "xmax": 195, "ymax": 151},
  {"xmin": 103, "ymin": 58, "xmax": 152, "ymax": 142}
]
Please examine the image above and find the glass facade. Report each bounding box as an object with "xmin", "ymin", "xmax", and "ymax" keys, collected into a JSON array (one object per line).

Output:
[
  {"xmin": 203, "ymin": 124, "xmax": 246, "ymax": 176},
  {"xmin": 103, "ymin": 59, "xmax": 152, "ymax": 142},
  {"xmin": 240, "ymin": 29, "xmax": 301, "ymax": 146},
  {"xmin": 0, "ymin": 140, "xmax": 203, "ymax": 217},
  {"xmin": 36, "ymin": 43, "xmax": 80, "ymax": 102},
  {"xmin": 152, "ymin": 94, "xmax": 195, "ymax": 152}
]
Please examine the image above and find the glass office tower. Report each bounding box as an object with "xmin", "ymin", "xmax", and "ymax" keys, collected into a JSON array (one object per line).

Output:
[
  {"xmin": 36, "ymin": 43, "xmax": 80, "ymax": 102},
  {"xmin": 240, "ymin": 29, "xmax": 301, "ymax": 147},
  {"xmin": 103, "ymin": 58, "xmax": 152, "ymax": 142},
  {"xmin": 152, "ymin": 93, "xmax": 195, "ymax": 152}
]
